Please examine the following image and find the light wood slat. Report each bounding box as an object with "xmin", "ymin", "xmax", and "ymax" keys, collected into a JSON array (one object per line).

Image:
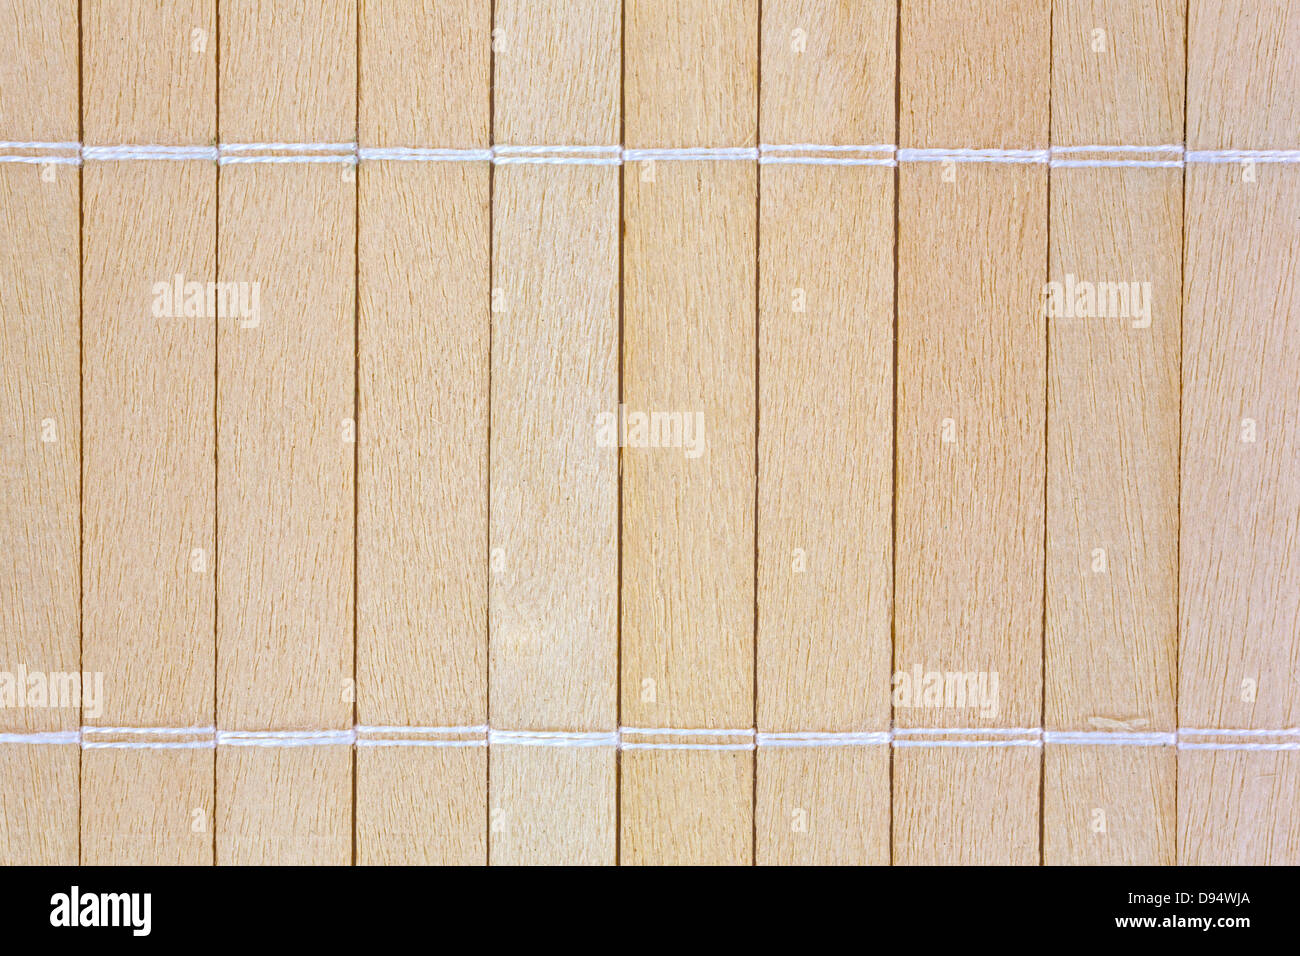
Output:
[
  {"xmin": 1180, "ymin": 1, "xmax": 1300, "ymax": 862},
  {"xmin": 621, "ymin": 0, "xmax": 758, "ymax": 865},
  {"xmin": 1042, "ymin": 0, "xmax": 1184, "ymax": 865},
  {"xmin": 216, "ymin": 0, "xmax": 356, "ymax": 865},
  {"xmin": 355, "ymin": 0, "xmax": 490, "ymax": 866},
  {"xmin": 895, "ymin": 0, "xmax": 1049, "ymax": 863},
  {"xmin": 487, "ymin": 0, "xmax": 621, "ymax": 865},
  {"xmin": 754, "ymin": 0, "xmax": 894, "ymax": 866},
  {"xmin": 0, "ymin": 0, "xmax": 81, "ymax": 865},
  {"xmin": 80, "ymin": 0, "xmax": 217, "ymax": 865}
]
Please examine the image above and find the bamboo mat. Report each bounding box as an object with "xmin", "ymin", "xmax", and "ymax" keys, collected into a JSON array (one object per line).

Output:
[{"xmin": 1, "ymin": 0, "xmax": 1297, "ymax": 866}]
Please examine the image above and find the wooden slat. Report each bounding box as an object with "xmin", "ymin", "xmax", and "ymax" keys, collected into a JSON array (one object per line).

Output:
[
  {"xmin": 755, "ymin": 0, "xmax": 894, "ymax": 866},
  {"xmin": 0, "ymin": 0, "xmax": 80, "ymax": 865},
  {"xmin": 80, "ymin": 0, "xmax": 217, "ymax": 865},
  {"xmin": 355, "ymin": 0, "xmax": 490, "ymax": 867},
  {"xmin": 487, "ymin": 0, "xmax": 620, "ymax": 865},
  {"xmin": 894, "ymin": 0, "xmax": 1049, "ymax": 863},
  {"xmin": 621, "ymin": 0, "xmax": 757, "ymax": 864},
  {"xmin": 216, "ymin": 0, "xmax": 356, "ymax": 865},
  {"xmin": 1042, "ymin": 0, "xmax": 1183, "ymax": 865},
  {"xmin": 1180, "ymin": 0, "xmax": 1300, "ymax": 864}
]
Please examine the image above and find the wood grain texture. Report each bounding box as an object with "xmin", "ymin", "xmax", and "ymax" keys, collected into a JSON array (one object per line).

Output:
[
  {"xmin": 1042, "ymin": 0, "xmax": 1184, "ymax": 866},
  {"xmin": 79, "ymin": 1, "xmax": 217, "ymax": 864},
  {"xmin": 754, "ymin": 0, "xmax": 894, "ymax": 866},
  {"xmin": 1044, "ymin": 745, "xmax": 1175, "ymax": 865},
  {"xmin": 82, "ymin": 0, "xmax": 215, "ymax": 145},
  {"xmin": 624, "ymin": 0, "xmax": 757, "ymax": 148},
  {"xmin": 1051, "ymin": 0, "xmax": 1184, "ymax": 147},
  {"xmin": 486, "ymin": 0, "xmax": 621, "ymax": 865},
  {"xmin": 358, "ymin": 0, "xmax": 489, "ymax": 149},
  {"xmin": 895, "ymin": 4, "xmax": 1049, "ymax": 863},
  {"xmin": 217, "ymin": 4, "xmax": 356, "ymax": 864},
  {"xmin": 1187, "ymin": 0, "xmax": 1300, "ymax": 150},
  {"xmin": 355, "ymin": 0, "xmax": 489, "ymax": 865},
  {"xmin": 1180, "ymin": 0, "xmax": 1300, "ymax": 863},
  {"xmin": 756, "ymin": 747, "xmax": 889, "ymax": 865},
  {"xmin": 900, "ymin": 0, "xmax": 1050, "ymax": 149},
  {"xmin": 894, "ymin": 748, "xmax": 1040, "ymax": 865},
  {"xmin": 81, "ymin": 750, "xmax": 214, "ymax": 865},
  {"xmin": 489, "ymin": 747, "xmax": 615, "ymax": 865},
  {"xmin": 0, "ymin": 0, "xmax": 80, "ymax": 864},
  {"xmin": 621, "ymin": 0, "xmax": 757, "ymax": 864}
]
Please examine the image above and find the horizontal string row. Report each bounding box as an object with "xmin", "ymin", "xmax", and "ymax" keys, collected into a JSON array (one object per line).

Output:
[
  {"xmin": 3, "ymin": 726, "xmax": 1297, "ymax": 750},
  {"xmin": 2, "ymin": 142, "xmax": 1298, "ymax": 167}
]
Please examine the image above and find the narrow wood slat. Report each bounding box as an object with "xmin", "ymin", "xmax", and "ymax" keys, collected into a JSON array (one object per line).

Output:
[
  {"xmin": 355, "ymin": 0, "xmax": 490, "ymax": 867},
  {"xmin": 0, "ymin": 0, "xmax": 81, "ymax": 865},
  {"xmin": 216, "ymin": 0, "xmax": 356, "ymax": 865},
  {"xmin": 621, "ymin": 0, "xmax": 758, "ymax": 865}
]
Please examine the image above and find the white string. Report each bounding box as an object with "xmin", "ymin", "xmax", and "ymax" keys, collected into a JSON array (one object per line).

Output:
[{"xmin": 4, "ymin": 726, "xmax": 1299, "ymax": 750}]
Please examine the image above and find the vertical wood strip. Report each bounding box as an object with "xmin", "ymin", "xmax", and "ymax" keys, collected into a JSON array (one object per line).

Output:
[
  {"xmin": 1042, "ymin": 0, "xmax": 1183, "ymax": 866},
  {"xmin": 621, "ymin": 0, "xmax": 758, "ymax": 865},
  {"xmin": 754, "ymin": 0, "xmax": 895, "ymax": 866},
  {"xmin": 0, "ymin": 0, "xmax": 80, "ymax": 865},
  {"xmin": 894, "ymin": 0, "xmax": 1049, "ymax": 865},
  {"xmin": 1180, "ymin": 0, "xmax": 1300, "ymax": 864},
  {"xmin": 355, "ymin": 0, "xmax": 490, "ymax": 867},
  {"xmin": 216, "ymin": 0, "xmax": 356, "ymax": 865},
  {"xmin": 80, "ymin": 0, "xmax": 218, "ymax": 864},
  {"xmin": 488, "ymin": 0, "xmax": 621, "ymax": 868}
]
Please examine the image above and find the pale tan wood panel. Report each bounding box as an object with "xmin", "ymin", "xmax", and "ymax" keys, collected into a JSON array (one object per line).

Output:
[
  {"xmin": 760, "ymin": 0, "xmax": 895, "ymax": 147},
  {"xmin": 489, "ymin": 746, "xmax": 616, "ymax": 865},
  {"xmin": 756, "ymin": 747, "xmax": 889, "ymax": 866},
  {"xmin": 80, "ymin": 4, "xmax": 217, "ymax": 867},
  {"xmin": 1179, "ymin": 751, "xmax": 1300, "ymax": 865},
  {"xmin": 624, "ymin": 0, "xmax": 757, "ymax": 149},
  {"xmin": 217, "ymin": 748, "xmax": 352, "ymax": 865},
  {"xmin": 81, "ymin": 750, "xmax": 214, "ymax": 865},
  {"xmin": 0, "ymin": 746, "xmax": 79, "ymax": 865},
  {"xmin": 896, "ymin": 5, "xmax": 1048, "ymax": 861},
  {"xmin": 0, "ymin": 0, "xmax": 80, "ymax": 864},
  {"xmin": 81, "ymin": 163, "xmax": 216, "ymax": 861},
  {"xmin": 754, "ymin": 0, "xmax": 894, "ymax": 867},
  {"xmin": 355, "ymin": 747, "xmax": 486, "ymax": 866},
  {"xmin": 621, "ymin": 750, "xmax": 752, "ymax": 865},
  {"xmin": 218, "ymin": 0, "xmax": 356, "ymax": 145},
  {"xmin": 900, "ymin": 0, "xmax": 1049, "ymax": 149},
  {"xmin": 621, "ymin": 162, "xmax": 756, "ymax": 730},
  {"xmin": 1044, "ymin": 745, "xmax": 1174, "ymax": 865},
  {"xmin": 82, "ymin": 0, "xmax": 216, "ymax": 145},
  {"xmin": 490, "ymin": 0, "xmax": 619, "ymax": 731},
  {"xmin": 1179, "ymin": 0, "xmax": 1300, "ymax": 865},
  {"xmin": 490, "ymin": 167, "xmax": 618, "ymax": 733},
  {"xmin": 493, "ymin": 0, "xmax": 620, "ymax": 147},
  {"xmin": 622, "ymin": 2, "xmax": 757, "ymax": 863},
  {"xmin": 358, "ymin": 0, "xmax": 489, "ymax": 149},
  {"xmin": 1043, "ymin": 1, "xmax": 1184, "ymax": 867},
  {"xmin": 1052, "ymin": 0, "xmax": 1184, "ymax": 148},
  {"xmin": 895, "ymin": 165, "xmax": 1047, "ymax": 731},
  {"xmin": 1187, "ymin": 0, "xmax": 1300, "ymax": 150},
  {"xmin": 356, "ymin": 0, "xmax": 490, "ymax": 865},
  {"xmin": 218, "ymin": 3, "xmax": 356, "ymax": 863},
  {"xmin": 894, "ymin": 748, "xmax": 1040, "ymax": 865},
  {"xmin": 488, "ymin": 2, "xmax": 620, "ymax": 864}
]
